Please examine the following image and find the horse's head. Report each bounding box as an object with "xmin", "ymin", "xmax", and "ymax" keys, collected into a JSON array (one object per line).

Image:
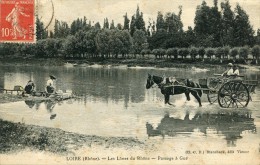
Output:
[{"xmin": 146, "ymin": 74, "xmax": 154, "ymax": 89}]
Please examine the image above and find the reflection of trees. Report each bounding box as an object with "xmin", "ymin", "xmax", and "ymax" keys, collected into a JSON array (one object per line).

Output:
[
  {"xmin": 146, "ymin": 112, "xmax": 256, "ymax": 146},
  {"xmin": 64, "ymin": 68, "xmax": 146, "ymax": 108}
]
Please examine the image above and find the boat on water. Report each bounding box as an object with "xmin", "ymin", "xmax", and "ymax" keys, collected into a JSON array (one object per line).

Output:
[{"xmin": 25, "ymin": 90, "xmax": 74, "ymax": 101}]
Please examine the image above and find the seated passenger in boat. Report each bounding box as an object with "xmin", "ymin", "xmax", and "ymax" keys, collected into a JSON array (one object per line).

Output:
[
  {"xmin": 24, "ymin": 80, "xmax": 35, "ymax": 94},
  {"xmin": 46, "ymin": 75, "xmax": 56, "ymax": 94}
]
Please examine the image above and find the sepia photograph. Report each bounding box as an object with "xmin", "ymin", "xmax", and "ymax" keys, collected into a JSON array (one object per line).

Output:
[{"xmin": 0, "ymin": 0, "xmax": 259, "ymax": 164}]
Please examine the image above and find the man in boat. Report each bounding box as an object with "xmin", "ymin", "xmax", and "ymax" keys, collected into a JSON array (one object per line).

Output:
[
  {"xmin": 46, "ymin": 75, "xmax": 56, "ymax": 94},
  {"xmin": 24, "ymin": 80, "xmax": 35, "ymax": 94}
]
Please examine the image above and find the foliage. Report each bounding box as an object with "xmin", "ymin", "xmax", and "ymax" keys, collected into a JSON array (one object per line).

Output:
[
  {"xmin": 198, "ymin": 47, "xmax": 205, "ymax": 59},
  {"xmin": 251, "ymin": 45, "xmax": 260, "ymax": 59},
  {"xmin": 206, "ymin": 48, "xmax": 215, "ymax": 59},
  {"xmin": 215, "ymin": 47, "xmax": 224, "ymax": 59},
  {"xmin": 190, "ymin": 47, "xmax": 198, "ymax": 59},
  {"xmin": 178, "ymin": 48, "xmax": 189, "ymax": 59},
  {"xmin": 233, "ymin": 4, "xmax": 254, "ymax": 46},
  {"xmin": 230, "ymin": 47, "xmax": 239, "ymax": 59},
  {"xmin": 132, "ymin": 30, "xmax": 147, "ymax": 55},
  {"xmin": 239, "ymin": 46, "xmax": 249, "ymax": 59}
]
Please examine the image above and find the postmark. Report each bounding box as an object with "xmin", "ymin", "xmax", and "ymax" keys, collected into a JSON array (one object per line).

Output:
[{"xmin": 0, "ymin": 0, "xmax": 35, "ymax": 43}]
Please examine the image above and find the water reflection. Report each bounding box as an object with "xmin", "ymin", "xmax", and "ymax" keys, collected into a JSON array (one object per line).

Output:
[
  {"xmin": 24, "ymin": 99, "xmax": 58, "ymax": 120},
  {"xmin": 146, "ymin": 111, "xmax": 256, "ymax": 147}
]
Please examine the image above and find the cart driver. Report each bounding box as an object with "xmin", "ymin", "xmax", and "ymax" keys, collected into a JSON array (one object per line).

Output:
[
  {"xmin": 232, "ymin": 65, "xmax": 239, "ymax": 76},
  {"xmin": 222, "ymin": 63, "xmax": 234, "ymax": 77}
]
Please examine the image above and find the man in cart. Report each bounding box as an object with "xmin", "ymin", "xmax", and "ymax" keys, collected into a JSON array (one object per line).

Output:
[{"xmin": 222, "ymin": 63, "xmax": 234, "ymax": 76}]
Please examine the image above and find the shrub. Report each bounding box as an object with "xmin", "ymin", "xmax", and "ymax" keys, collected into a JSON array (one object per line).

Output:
[
  {"xmin": 198, "ymin": 47, "xmax": 205, "ymax": 59},
  {"xmin": 239, "ymin": 46, "xmax": 249, "ymax": 59},
  {"xmin": 152, "ymin": 49, "xmax": 160, "ymax": 58},
  {"xmin": 230, "ymin": 47, "xmax": 239, "ymax": 59},
  {"xmin": 158, "ymin": 48, "xmax": 166, "ymax": 58},
  {"xmin": 223, "ymin": 46, "xmax": 230, "ymax": 59},
  {"xmin": 172, "ymin": 48, "xmax": 178, "ymax": 59},
  {"xmin": 178, "ymin": 48, "xmax": 189, "ymax": 59},
  {"xmin": 206, "ymin": 48, "xmax": 215, "ymax": 59},
  {"xmin": 215, "ymin": 47, "xmax": 224, "ymax": 59},
  {"xmin": 251, "ymin": 45, "xmax": 260, "ymax": 59},
  {"xmin": 166, "ymin": 48, "xmax": 174, "ymax": 58},
  {"xmin": 190, "ymin": 47, "xmax": 198, "ymax": 60}
]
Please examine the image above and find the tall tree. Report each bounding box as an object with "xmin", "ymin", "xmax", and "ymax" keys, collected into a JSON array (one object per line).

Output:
[
  {"xmin": 233, "ymin": 4, "xmax": 254, "ymax": 46},
  {"xmin": 132, "ymin": 30, "xmax": 147, "ymax": 56},
  {"xmin": 130, "ymin": 15, "xmax": 136, "ymax": 36},
  {"xmin": 194, "ymin": 1, "xmax": 211, "ymax": 36},
  {"xmin": 94, "ymin": 22, "xmax": 101, "ymax": 30},
  {"xmin": 110, "ymin": 20, "xmax": 115, "ymax": 29},
  {"xmin": 123, "ymin": 13, "xmax": 130, "ymax": 30},
  {"xmin": 220, "ymin": 0, "xmax": 234, "ymax": 46},
  {"xmin": 103, "ymin": 18, "xmax": 109, "ymax": 29},
  {"xmin": 36, "ymin": 17, "xmax": 48, "ymax": 40},
  {"xmin": 156, "ymin": 11, "xmax": 165, "ymax": 31}
]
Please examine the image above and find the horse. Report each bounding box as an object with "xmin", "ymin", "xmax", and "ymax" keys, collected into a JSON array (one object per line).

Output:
[{"xmin": 146, "ymin": 74, "xmax": 202, "ymax": 107}]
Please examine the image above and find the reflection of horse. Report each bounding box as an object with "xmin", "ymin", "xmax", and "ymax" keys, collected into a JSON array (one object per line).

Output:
[
  {"xmin": 146, "ymin": 112, "xmax": 255, "ymax": 146},
  {"xmin": 146, "ymin": 74, "xmax": 202, "ymax": 106}
]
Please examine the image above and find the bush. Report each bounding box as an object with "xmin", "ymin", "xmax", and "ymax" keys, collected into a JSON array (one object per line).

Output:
[
  {"xmin": 198, "ymin": 47, "xmax": 205, "ymax": 59},
  {"xmin": 215, "ymin": 47, "xmax": 224, "ymax": 59},
  {"xmin": 178, "ymin": 48, "xmax": 189, "ymax": 59},
  {"xmin": 206, "ymin": 48, "xmax": 215, "ymax": 59},
  {"xmin": 158, "ymin": 48, "xmax": 166, "ymax": 58},
  {"xmin": 230, "ymin": 47, "xmax": 239, "ymax": 59},
  {"xmin": 223, "ymin": 46, "xmax": 230, "ymax": 59},
  {"xmin": 239, "ymin": 46, "xmax": 249, "ymax": 59},
  {"xmin": 190, "ymin": 47, "xmax": 198, "ymax": 60},
  {"xmin": 251, "ymin": 45, "xmax": 260, "ymax": 59},
  {"xmin": 152, "ymin": 49, "xmax": 160, "ymax": 58},
  {"xmin": 166, "ymin": 48, "xmax": 174, "ymax": 58}
]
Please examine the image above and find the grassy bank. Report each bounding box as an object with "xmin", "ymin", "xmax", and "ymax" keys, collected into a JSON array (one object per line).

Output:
[
  {"xmin": 0, "ymin": 93, "xmax": 24, "ymax": 104},
  {"xmin": 0, "ymin": 119, "xmax": 146, "ymax": 155}
]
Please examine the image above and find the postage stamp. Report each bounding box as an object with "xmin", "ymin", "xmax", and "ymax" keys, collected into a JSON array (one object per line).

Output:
[{"xmin": 0, "ymin": 0, "xmax": 35, "ymax": 43}]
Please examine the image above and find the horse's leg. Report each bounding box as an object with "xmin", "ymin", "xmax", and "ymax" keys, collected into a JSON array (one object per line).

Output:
[
  {"xmin": 185, "ymin": 91, "xmax": 191, "ymax": 101},
  {"xmin": 191, "ymin": 91, "xmax": 202, "ymax": 107},
  {"xmin": 164, "ymin": 94, "xmax": 173, "ymax": 105}
]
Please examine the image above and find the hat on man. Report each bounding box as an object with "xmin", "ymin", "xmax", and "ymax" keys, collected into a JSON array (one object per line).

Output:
[
  {"xmin": 228, "ymin": 63, "xmax": 233, "ymax": 67},
  {"xmin": 50, "ymin": 75, "xmax": 56, "ymax": 80}
]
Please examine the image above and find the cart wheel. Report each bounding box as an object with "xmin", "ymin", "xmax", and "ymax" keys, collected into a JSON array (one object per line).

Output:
[
  {"xmin": 218, "ymin": 81, "xmax": 250, "ymax": 108},
  {"xmin": 207, "ymin": 89, "xmax": 218, "ymax": 104},
  {"xmin": 207, "ymin": 78, "xmax": 222, "ymax": 104}
]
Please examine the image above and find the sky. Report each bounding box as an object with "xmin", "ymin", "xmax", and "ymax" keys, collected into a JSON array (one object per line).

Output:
[{"xmin": 38, "ymin": 0, "xmax": 260, "ymax": 32}]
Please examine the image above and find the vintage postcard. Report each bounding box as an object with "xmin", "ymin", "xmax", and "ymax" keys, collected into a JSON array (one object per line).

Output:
[{"xmin": 0, "ymin": 0, "xmax": 259, "ymax": 165}]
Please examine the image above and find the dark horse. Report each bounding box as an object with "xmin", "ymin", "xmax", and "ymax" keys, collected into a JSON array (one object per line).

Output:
[{"xmin": 146, "ymin": 74, "xmax": 202, "ymax": 107}]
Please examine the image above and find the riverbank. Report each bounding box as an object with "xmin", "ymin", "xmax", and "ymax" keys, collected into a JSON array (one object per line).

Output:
[
  {"xmin": 0, "ymin": 119, "xmax": 148, "ymax": 155},
  {"xmin": 0, "ymin": 93, "xmax": 24, "ymax": 104},
  {"xmin": 0, "ymin": 94, "xmax": 151, "ymax": 156},
  {"xmin": 1, "ymin": 56, "xmax": 259, "ymax": 69}
]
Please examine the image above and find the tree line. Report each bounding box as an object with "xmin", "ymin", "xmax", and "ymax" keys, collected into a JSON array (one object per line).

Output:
[{"xmin": 0, "ymin": 0, "xmax": 260, "ymax": 62}]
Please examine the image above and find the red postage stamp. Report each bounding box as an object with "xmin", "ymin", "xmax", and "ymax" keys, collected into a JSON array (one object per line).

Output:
[{"xmin": 0, "ymin": 0, "xmax": 35, "ymax": 43}]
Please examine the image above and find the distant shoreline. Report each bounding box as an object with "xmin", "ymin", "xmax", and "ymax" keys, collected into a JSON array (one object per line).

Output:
[{"xmin": 0, "ymin": 57, "xmax": 259, "ymax": 69}]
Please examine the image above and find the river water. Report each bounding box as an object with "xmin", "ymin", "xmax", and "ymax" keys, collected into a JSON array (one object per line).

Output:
[{"xmin": 0, "ymin": 64, "xmax": 259, "ymax": 151}]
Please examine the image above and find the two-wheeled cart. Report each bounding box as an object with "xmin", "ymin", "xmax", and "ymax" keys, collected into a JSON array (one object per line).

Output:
[{"xmin": 199, "ymin": 74, "xmax": 258, "ymax": 108}]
